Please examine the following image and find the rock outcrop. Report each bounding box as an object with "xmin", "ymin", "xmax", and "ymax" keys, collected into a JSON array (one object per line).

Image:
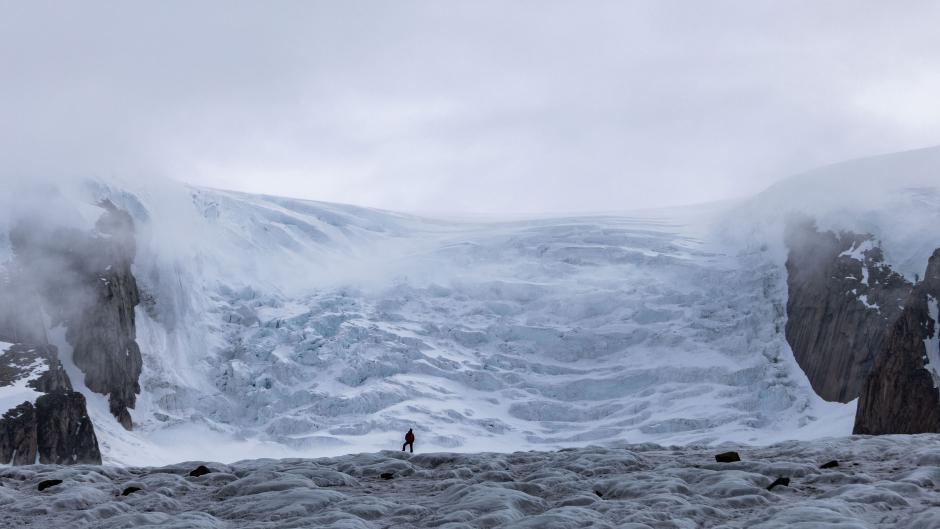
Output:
[
  {"xmin": 854, "ymin": 249, "xmax": 940, "ymax": 434},
  {"xmin": 0, "ymin": 344, "xmax": 101, "ymax": 464},
  {"xmin": 0, "ymin": 199, "xmax": 141, "ymax": 464},
  {"xmin": 784, "ymin": 217, "xmax": 913, "ymax": 402},
  {"xmin": 34, "ymin": 391, "xmax": 101, "ymax": 464},
  {"xmin": 9, "ymin": 200, "xmax": 143, "ymax": 429}
]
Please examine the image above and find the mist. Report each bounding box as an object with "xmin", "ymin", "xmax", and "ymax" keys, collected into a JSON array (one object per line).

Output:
[{"xmin": 4, "ymin": 1, "xmax": 940, "ymax": 215}]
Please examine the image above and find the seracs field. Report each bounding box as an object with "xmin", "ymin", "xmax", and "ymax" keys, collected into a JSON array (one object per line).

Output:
[{"xmin": 4, "ymin": 147, "xmax": 940, "ymax": 466}]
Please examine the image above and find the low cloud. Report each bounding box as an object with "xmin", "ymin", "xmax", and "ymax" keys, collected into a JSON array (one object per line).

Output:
[{"xmin": 2, "ymin": 1, "xmax": 940, "ymax": 214}]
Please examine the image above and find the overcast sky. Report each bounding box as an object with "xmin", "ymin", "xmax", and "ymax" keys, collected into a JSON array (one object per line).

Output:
[{"xmin": 3, "ymin": 1, "xmax": 940, "ymax": 214}]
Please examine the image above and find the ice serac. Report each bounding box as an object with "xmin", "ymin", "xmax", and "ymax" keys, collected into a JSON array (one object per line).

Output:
[
  {"xmin": 854, "ymin": 249, "xmax": 940, "ymax": 434},
  {"xmin": 0, "ymin": 344, "xmax": 101, "ymax": 465},
  {"xmin": 784, "ymin": 216, "xmax": 912, "ymax": 402},
  {"xmin": 10, "ymin": 200, "xmax": 143, "ymax": 429}
]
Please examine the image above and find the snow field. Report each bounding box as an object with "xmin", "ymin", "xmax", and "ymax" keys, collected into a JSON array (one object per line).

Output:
[{"xmin": 2, "ymin": 435, "xmax": 940, "ymax": 528}]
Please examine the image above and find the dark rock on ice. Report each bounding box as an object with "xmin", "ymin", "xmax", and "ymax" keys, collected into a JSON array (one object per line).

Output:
[
  {"xmin": 189, "ymin": 465, "xmax": 212, "ymax": 477},
  {"xmin": 715, "ymin": 451, "xmax": 741, "ymax": 463},
  {"xmin": 766, "ymin": 477, "xmax": 790, "ymax": 491},
  {"xmin": 820, "ymin": 460, "xmax": 839, "ymax": 469},
  {"xmin": 37, "ymin": 479, "xmax": 63, "ymax": 491}
]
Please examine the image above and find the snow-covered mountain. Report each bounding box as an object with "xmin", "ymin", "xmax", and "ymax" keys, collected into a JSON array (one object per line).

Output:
[{"xmin": 3, "ymin": 146, "xmax": 940, "ymax": 465}]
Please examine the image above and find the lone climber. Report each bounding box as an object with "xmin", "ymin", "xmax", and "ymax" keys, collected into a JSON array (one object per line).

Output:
[{"xmin": 402, "ymin": 428, "xmax": 415, "ymax": 453}]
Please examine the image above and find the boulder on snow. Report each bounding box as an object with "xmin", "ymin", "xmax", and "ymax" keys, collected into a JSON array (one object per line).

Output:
[
  {"xmin": 766, "ymin": 477, "xmax": 790, "ymax": 491},
  {"xmin": 820, "ymin": 460, "xmax": 839, "ymax": 469},
  {"xmin": 37, "ymin": 479, "xmax": 63, "ymax": 491},
  {"xmin": 121, "ymin": 486, "xmax": 143, "ymax": 496},
  {"xmin": 189, "ymin": 465, "xmax": 212, "ymax": 477},
  {"xmin": 715, "ymin": 451, "xmax": 741, "ymax": 463},
  {"xmin": 380, "ymin": 472, "xmax": 394, "ymax": 480}
]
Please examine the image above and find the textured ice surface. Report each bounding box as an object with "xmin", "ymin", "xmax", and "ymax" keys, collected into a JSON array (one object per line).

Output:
[
  {"xmin": 2, "ymin": 435, "xmax": 940, "ymax": 528},
  {"xmin": 7, "ymin": 154, "xmax": 939, "ymax": 464},
  {"xmin": 119, "ymin": 193, "xmax": 855, "ymax": 463}
]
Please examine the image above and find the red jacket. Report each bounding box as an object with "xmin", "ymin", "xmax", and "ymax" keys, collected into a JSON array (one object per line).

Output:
[{"xmin": 405, "ymin": 431, "xmax": 415, "ymax": 443}]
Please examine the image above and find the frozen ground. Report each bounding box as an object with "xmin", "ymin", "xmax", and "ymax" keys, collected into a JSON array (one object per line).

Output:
[{"xmin": 2, "ymin": 435, "xmax": 940, "ymax": 528}]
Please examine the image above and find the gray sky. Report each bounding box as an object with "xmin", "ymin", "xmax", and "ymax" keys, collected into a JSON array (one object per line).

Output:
[{"xmin": 3, "ymin": 1, "xmax": 940, "ymax": 214}]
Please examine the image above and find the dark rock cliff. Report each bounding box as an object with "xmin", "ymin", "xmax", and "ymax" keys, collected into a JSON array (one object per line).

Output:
[
  {"xmin": 10, "ymin": 201, "xmax": 143, "ymax": 429},
  {"xmin": 854, "ymin": 249, "xmax": 940, "ymax": 434},
  {"xmin": 784, "ymin": 217, "xmax": 913, "ymax": 402},
  {"xmin": 0, "ymin": 344, "xmax": 101, "ymax": 464}
]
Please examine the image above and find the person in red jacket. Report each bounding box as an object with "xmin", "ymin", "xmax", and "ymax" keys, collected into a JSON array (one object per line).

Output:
[{"xmin": 402, "ymin": 428, "xmax": 415, "ymax": 453}]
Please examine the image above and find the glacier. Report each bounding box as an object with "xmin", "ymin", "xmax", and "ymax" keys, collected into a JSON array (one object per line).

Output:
[
  {"xmin": 4, "ymin": 147, "xmax": 940, "ymax": 466},
  {"xmin": 113, "ymin": 193, "xmax": 844, "ymax": 465}
]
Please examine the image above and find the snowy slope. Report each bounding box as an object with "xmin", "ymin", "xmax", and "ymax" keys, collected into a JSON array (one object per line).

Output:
[
  {"xmin": 8, "ymin": 146, "xmax": 940, "ymax": 465},
  {"xmin": 0, "ymin": 342, "xmax": 46, "ymax": 414}
]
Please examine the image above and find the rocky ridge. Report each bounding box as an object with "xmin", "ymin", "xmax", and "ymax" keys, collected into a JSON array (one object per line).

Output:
[
  {"xmin": 784, "ymin": 216, "xmax": 912, "ymax": 403},
  {"xmin": 0, "ymin": 344, "xmax": 101, "ymax": 465},
  {"xmin": 1, "ymin": 200, "xmax": 143, "ymax": 465},
  {"xmin": 785, "ymin": 215, "xmax": 940, "ymax": 434},
  {"xmin": 854, "ymin": 249, "xmax": 940, "ymax": 434},
  {"xmin": 9, "ymin": 200, "xmax": 143, "ymax": 429}
]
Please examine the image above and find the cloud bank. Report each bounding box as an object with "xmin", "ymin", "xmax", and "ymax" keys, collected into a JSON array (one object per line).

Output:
[{"xmin": 2, "ymin": 1, "xmax": 940, "ymax": 214}]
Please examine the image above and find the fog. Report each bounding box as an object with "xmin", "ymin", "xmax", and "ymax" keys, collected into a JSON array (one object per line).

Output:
[{"xmin": 2, "ymin": 1, "xmax": 940, "ymax": 215}]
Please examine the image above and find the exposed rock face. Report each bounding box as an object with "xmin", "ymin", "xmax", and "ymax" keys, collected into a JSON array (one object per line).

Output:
[
  {"xmin": 0, "ymin": 344, "xmax": 101, "ymax": 464},
  {"xmin": 854, "ymin": 249, "xmax": 940, "ymax": 434},
  {"xmin": 784, "ymin": 217, "xmax": 913, "ymax": 402},
  {"xmin": 34, "ymin": 391, "xmax": 101, "ymax": 464},
  {"xmin": 0, "ymin": 200, "xmax": 137, "ymax": 463},
  {"xmin": 0, "ymin": 402, "xmax": 37, "ymax": 465},
  {"xmin": 0, "ymin": 344, "xmax": 71, "ymax": 393},
  {"xmin": 10, "ymin": 201, "xmax": 143, "ymax": 429}
]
